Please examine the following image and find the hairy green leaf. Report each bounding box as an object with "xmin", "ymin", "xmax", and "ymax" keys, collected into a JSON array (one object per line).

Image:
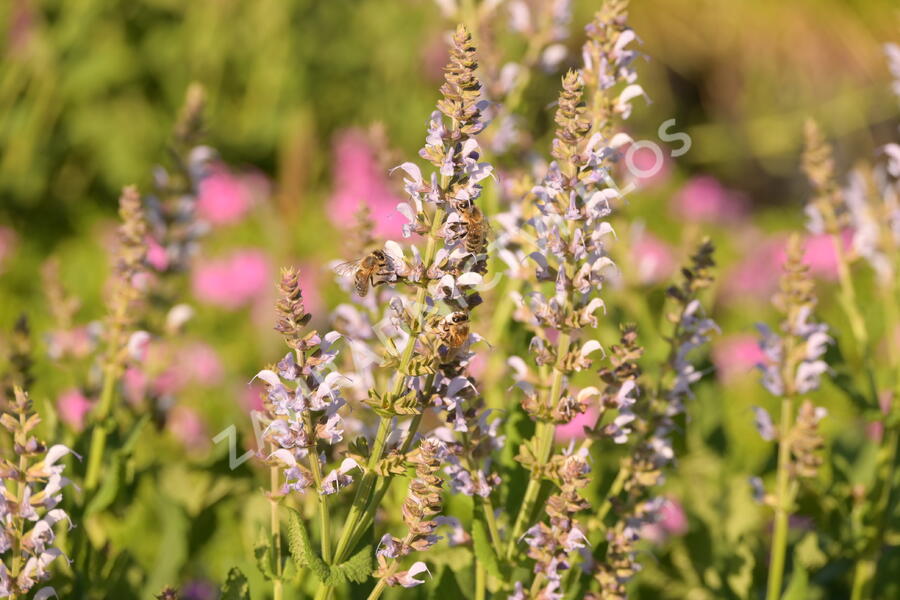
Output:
[
  {"xmin": 781, "ymin": 564, "xmax": 808, "ymax": 600},
  {"xmin": 286, "ymin": 508, "xmax": 373, "ymax": 585},
  {"xmin": 286, "ymin": 508, "xmax": 330, "ymax": 581},
  {"xmin": 254, "ymin": 529, "xmax": 275, "ymax": 581},
  {"xmin": 329, "ymin": 543, "xmax": 373, "ymax": 584},
  {"xmin": 221, "ymin": 567, "xmax": 250, "ymax": 600}
]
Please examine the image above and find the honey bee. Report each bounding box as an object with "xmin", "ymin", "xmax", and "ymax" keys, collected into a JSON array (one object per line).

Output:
[
  {"xmin": 334, "ymin": 249, "xmax": 394, "ymax": 296},
  {"xmin": 452, "ymin": 198, "xmax": 491, "ymax": 254},
  {"xmin": 432, "ymin": 311, "xmax": 470, "ymax": 349}
]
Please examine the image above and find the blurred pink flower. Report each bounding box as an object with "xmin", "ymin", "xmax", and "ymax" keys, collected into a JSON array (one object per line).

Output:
[
  {"xmin": 47, "ymin": 325, "xmax": 100, "ymax": 360},
  {"xmin": 153, "ymin": 368, "xmax": 184, "ymax": 397},
  {"xmin": 622, "ymin": 142, "xmax": 671, "ymax": 189},
  {"xmin": 168, "ymin": 406, "xmax": 208, "ymax": 451},
  {"xmin": 295, "ymin": 262, "xmax": 324, "ymax": 318},
  {"xmin": 0, "ymin": 226, "xmax": 17, "ymax": 272},
  {"xmin": 197, "ymin": 166, "xmax": 255, "ymax": 226},
  {"xmin": 658, "ymin": 497, "xmax": 688, "ymax": 536},
  {"xmin": 721, "ymin": 238, "xmax": 783, "ymax": 302},
  {"xmin": 146, "ymin": 236, "xmax": 169, "ymax": 271},
  {"xmin": 555, "ymin": 408, "xmax": 599, "ymax": 441},
  {"xmin": 328, "ymin": 129, "xmax": 405, "ymax": 239},
  {"xmin": 791, "ymin": 231, "xmax": 852, "ymax": 281},
  {"xmin": 468, "ymin": 353, "xmax": 486, "ymax": 380},
  {"xmin": 712, "ymin": 334, "xmax": 766, "ymax": 382},
  {"xmin": 123, "ymin": 367, "xmax": 148, "ymax": 406},
  {"xmin": 631, "ymin": 231, "xmax": 676, "ymax": 285},
  {"xmin": 57, "ymin": 389, "xmax": 93, "ymax": 431},
  {"xmin": 867, "ymin": 421, "xmax": 884, "ymax": 444},
  {"xmin": 241, "ymin": 382, "xmax": 265, "ymax": 412},
  {"xmin": 866, "ymin": 391, "xmax": 894, "ymax": 443},
  {"xmin": 193, "ymin": 249, "xmax": 271, "ymax": 309},
  {"xmin": 177, "ymin": 343, "xmax": 224, "ymax": 386},
  {"xmin": 672, "ymin": 176, "xmax": 748, "ymax": 224}
]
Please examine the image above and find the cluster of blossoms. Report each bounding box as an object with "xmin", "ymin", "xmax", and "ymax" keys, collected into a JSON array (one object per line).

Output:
[
  {"xmin": 755, "ymin": 237, "xmax": 831, "ymax": 401},
  {"xmin": 589, "ymin": 244, "xmax": 717, "ymax": 599},
  {"xmin": 103, "ymin": 186, "xmax": 150, "ymax": 377},
  {"xmin": 752, "ymin": 237, "xmax": 829, "ymax": 466},
  {"xmin": 144, "ymin": 83, "xmax": 215, "ymax": 275},
  {"xmin": 259, "ymin": 267, "xmax": 352, "ymax": 498},
  {"xmin": 803, "ymin": 67, "xmax": 900, "ymax": 290},
  {"xmin": 751, "ymin": 237, "xmax": 830, "ymax": 599},
  {"xmin": 581, "ymin": 0, "xmax": 645, "ymax": 137},
  {"xmin": 480, "ymin": 0, "xmax": 574, "ymax": 155},
  {"xmin": 374, "ymin": 438, "xmax": 447, "ymax": 587},
  {"xmin": 255, "ymin": 25, "xmax": 497, "ymax": 596},
  {"xmin": 0, "ymin": 387, "xmax": 76, "ymax": 598},
  {"xmin": 500, "ymin": 10, "xmax": 645, "ymax": 596}
]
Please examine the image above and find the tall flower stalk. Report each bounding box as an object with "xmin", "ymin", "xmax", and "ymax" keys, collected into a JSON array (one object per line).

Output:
[
  {"xmin": 83, "ymin": 186, "xmax": 148, "ymax": 492},
  {"xmin": 485, "ymin": 0, "xmax": 643, "ymax": 410},
  {"xmin": 1, "ymin": 386, "xmax": 77, "ymax": 598},
  {"xmin": 756, "ymin": 236, "xmax": 830, "ymax": 600},
  {"xmin": 802, "ymin": 120, "xmax": 868, "ymax": 355}
]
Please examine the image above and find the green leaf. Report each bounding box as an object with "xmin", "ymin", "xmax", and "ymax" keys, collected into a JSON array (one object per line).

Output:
[
  {"xmin": 795, "ymin": 533, "xmax": 827, "ymax": 570},
  {"xmin": 471, "ymin": 498, "xmax": 504, "ymax": 580},
  {"xmin": 286, "ymin": 508, "xmax": 373, "ymax": 585},
  {"xmin": 254, "ymin": 529, "xmax": 275, "ymax": 581},
  {"xmin": 781, "ymin": 564, "xmax": 808, "ymax": 600},
  {"xmin": 84, "ymin": 415, "xmax": 151, "ymax": 516},
  {"xmin": 221, "ymin": 567, "xmax": 250, "ymax": 600},
  {"xmin": 286, "ymin": 508, "xmax": 330, "ymax": 581},
  {"xmin": 84, "ymin": 452, "xmax": 122, "ymax": 516},
  {"xmin": 330, "ymin": 543, "xmax": 373, "ymax": 584}
]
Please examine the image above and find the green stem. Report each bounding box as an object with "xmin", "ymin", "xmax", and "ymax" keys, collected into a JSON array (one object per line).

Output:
[
  {"xmin": 504, "ymin": 332, "xmax": 571, "ymax": 560},
  {"xmin": 484, "ymin": 278, "xmax": 523, "ymax": 410},
  {"xmin": 481, "ymin": 494, "xmax": 503, "ymax": 556},
  {"xmin": 84, "ymin": 364, "xmax": 118, "ymax": 491},
  {"xmin": 331, "ymin": 416, "xmax": 393, "ymax": 562},
  {"xmin": 830, "ymin": 231, "xmax": 868, "ymax": 353},
  {"xmin": 302, "ymin": 411, "xmax": 332, "ymax": 563},
  {"xmin": 848, "ymin": 261, "xmax": 900, "ymax": 599},
  {"xmin": 345, "ymin": 413, "xmax": 427, "ymax": 552},
  {"xmin": 475, "ymin": 560, "xmax": 487, "ymax": 600},
  {"xmin": 270, "ymin": 461, "xmax": 283, "ymax": 600},
  {"xmin": 366, "ymin": 572, "xmax": 392, "ymax": 600},
  {"xmin": 851, "ymin": 425, "xmax": 899, "ymax": 599},
  {"xmin": 766, "ymin": 395, "xmax": 795, "ymax": 600}
]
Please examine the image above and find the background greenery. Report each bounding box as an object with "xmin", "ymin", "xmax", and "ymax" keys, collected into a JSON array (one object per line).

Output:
[{"xmin": 1, "ymin": 0, "xmax": 899, "ymax": 598}]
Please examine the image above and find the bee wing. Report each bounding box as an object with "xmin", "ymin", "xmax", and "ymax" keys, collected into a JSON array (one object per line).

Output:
[{"xmin": 333, "ymin": 259, "xmax": 362, "ymax": 277}]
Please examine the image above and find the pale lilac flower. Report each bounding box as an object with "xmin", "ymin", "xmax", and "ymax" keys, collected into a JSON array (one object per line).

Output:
[
  {"xmin": 1, "ymin": 388, "xmax": 76, "ymax": 599},
  {"xmin": 886, "ymin": 43, "xmax": 900, "ymax": 98},
  {"xmin": 752, "ymin": 406, "xmax": 776, "ymax": 441},
  {"xmin": 387, "ymin": 562, "xmax": 430, "ymax": 588},
  {"xmin": 320, "ymin": 458, "xmax": 360, "ymax": 495}
]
